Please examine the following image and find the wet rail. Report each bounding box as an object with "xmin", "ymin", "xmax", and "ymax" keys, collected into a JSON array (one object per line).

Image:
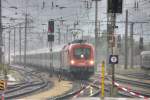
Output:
[{"xmin": 2, "ymin": 65, "xmax": 50, "ymax": 99}]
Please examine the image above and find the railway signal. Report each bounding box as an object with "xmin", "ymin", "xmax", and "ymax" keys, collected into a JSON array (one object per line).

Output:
[
  {"xmin": 48, "ymin": 20, "xmax": 54, "ymax": 33},
  {"xmin": 107, "ymin": 0, "xmax": 123, "ymax": 97},
  {"xmin": 48, "ymin": 34, "xmax": 54, "ymax": 42},
  {"xmin": 107, "ymin": 0, "xmax": 123, "ymax": 13},
  {"xmin": 48, "ymin": 19, "xmax": 55, "ymax": 77},
  {"xmin": 48, "ymin": 20, "xmax": 55, "ymax": 42}
]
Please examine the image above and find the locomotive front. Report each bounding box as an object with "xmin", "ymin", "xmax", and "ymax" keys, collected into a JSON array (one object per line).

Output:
[{"xmin": 69, "ymin": 43, "xmax": 95, "ymax": 78}]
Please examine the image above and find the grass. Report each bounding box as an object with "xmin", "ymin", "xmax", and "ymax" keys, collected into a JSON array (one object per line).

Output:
[
  {"xmin": 0, "ymin": 64, "xmax": 23, "ymax": 81},
  {"xmin": 9, "ymin": 69, "xmax": 23, "ymax": 82},
  {"xmin": 0, "ymin": 64, "xmax": 9, "ymax": 78}
]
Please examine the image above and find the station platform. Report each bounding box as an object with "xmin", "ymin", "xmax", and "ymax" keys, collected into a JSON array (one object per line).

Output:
[{"xmin": 72, "ymin": 97, "xmax": 150, "ymax": 100}]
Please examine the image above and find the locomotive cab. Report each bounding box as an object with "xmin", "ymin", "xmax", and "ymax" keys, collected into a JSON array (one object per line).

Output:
[{"xmin": 67, "ymin": 40, "xmax": 95, "ymax": 78}]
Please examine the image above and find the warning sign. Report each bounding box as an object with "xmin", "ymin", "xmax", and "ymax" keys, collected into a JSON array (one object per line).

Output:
[{"xmin": 109, "ymin": 55, "xmax": 118, "ymax": 64}]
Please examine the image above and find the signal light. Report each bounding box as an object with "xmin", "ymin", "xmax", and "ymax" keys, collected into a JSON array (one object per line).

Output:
[
  {"xmin": 80, "ymin": 54, "xmax": 84, "ymax": 58},
  {"xmin": 90, "ymin": 60, "xmax": 94, "ymax": 65},
  {"xmin": 71, "ymin": 60, "xmax": 75, "ymax": 65},
  {"xmin": 107, "ymin": 0, "xmax": 123, "ymax": 13},
  {"xmin": 48, "ymin": 20, "xmax": 54, "ymax": 33}
]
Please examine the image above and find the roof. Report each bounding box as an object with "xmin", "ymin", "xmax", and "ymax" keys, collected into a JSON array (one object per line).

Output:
[{"xmin": 141, "ymin": 51, "xmax": 150, "ymax": 55}]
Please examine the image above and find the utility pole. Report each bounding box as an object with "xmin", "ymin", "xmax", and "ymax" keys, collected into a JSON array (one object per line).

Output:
[
  {"xmin": 130, "ymin": 23, "xmax": 134, "ymax": 68},
  {"xmin": 66, "ymin": 25, "xmax": 69, "ymax": 43},
  {"xmin": 3, "ymin": 32, "xmax": 5, "ymax": 64},
  {"xmin": 8, "ymin": 30, "xmax": 10, "ymax": 65},
  {"xmin": 107, "ymin": 13, "xmax": 116, "ymax": 74},
  {"xmin": 58, "ymin": 28, "xmax": 61, "ymax": 44},
  {"xmin": 49, "ymin": 40, "xmax": 53, "ymax": 77},
  {"xmin": 111, "ymin": 13, "xmax": 116, "ymax": 96},
  {"xmin": 98, "ymin": 20, "xmax": 100, "ymax": 36},
  {"xmin": 14, "ymin": 27, "xmax": 16, "ymax": 63},
  {"xmin": 0, "ymin": 0, "xmax": 2, "ymax": 64},
  {"xmin": 24, "ymin": 14, "xmax": 27, "ymax": 68},
  {"xmin": 64, "ymin": 33, "xmax": 65, "ymax": 44},
  {"xmin": 94, "ymin": 0, "xmax": 99, "ymax": 71},
  {"xmin": 107, "ymin": 0, "xmax": 124, "ymax": 96},
  {"xmin": 4, "ymin": 31, "xmax": 7, "ymax": 80},
  {"xmin": 124, "ymin": 10, "xmax": 128, "ymax": 69},
  {"xmin": 48, "ymin": 20, "xmax": 54, "ymax": 77},
  {"xmin": 19, "ymin": 24, "xmax": 22, "ymax": 63},
  {"xmin": 107, "ymin": 12, "xmax": 116, "ymax": 96},
  {"xmin": 73, "ymin": 23, "xmax": 76, "ymax": 40}
]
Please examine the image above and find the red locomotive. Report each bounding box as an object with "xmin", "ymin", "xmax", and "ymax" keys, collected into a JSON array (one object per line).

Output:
[
  {"xmin": 14, "ymin": 39, "xmax": 95, "ymax": 79},
  {"xmin": 60, "ymin": 40, "xmax": 95, "ymax": 79}
]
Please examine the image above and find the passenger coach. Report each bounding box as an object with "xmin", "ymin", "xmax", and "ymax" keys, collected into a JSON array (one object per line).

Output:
[{"xmin": 14, "ymin": 40, "xmax": 95, "ymax": 79}]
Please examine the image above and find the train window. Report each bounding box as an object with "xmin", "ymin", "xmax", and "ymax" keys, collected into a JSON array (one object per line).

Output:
[
  {"xmin": 143, "ymin": 55, "xmax": 150, "ymax": 60},
  {"xmin": 74, "ymin": 48, "xmax": 90, "ymax": 59}
]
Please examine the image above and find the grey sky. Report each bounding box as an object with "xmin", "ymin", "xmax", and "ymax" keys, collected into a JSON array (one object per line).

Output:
[{"xmin": 2, "ymin": 0, "xmax": 150, "ymax": 55}]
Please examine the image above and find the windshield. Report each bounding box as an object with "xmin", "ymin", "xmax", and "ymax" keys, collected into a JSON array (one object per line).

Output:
[{"xmin": 74, "ymin": 48, "xmax": 90, "ymax": 59}]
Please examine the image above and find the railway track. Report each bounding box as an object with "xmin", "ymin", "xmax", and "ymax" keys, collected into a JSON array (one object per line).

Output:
[
  {"xmin": 51, "ymin": 73, "xmax": 146, "ymax": 99},
  {"xmin": 49, "ymin": 80, "xmax": 100, "ymax": 100},
  {"xmin": 115, "ymin": 77, "xmax": 150, "ymax": 89},
  {"xmin": 103, "ymin": 75, "xmax": 150, "ymax": 98},
  {"xmin": 90, "ymin": 74, "xmax": 150, "ymax": 98},
  {"xmin": 49, "ymin": 77, "xmax": 132, "ymax": 100},
  {"xmin": 124, "ymin": 73, "xmax": 150, "ymax": 80},
  {"xmin": 8, "ymin": 65, "xmax": 149, "ymax": 99},
  {"xmin": 5, "ymin": 81, "xmax": 48, "ymax": 99},
  {"xmin": 3, "ymin": 65, "xmax": 51, "ymax": 99},
  {"xmin": 114, "ymin": 73, "xmax": 150, "ymax": 97},
  {"xmin": 88, "ymin": 78, "xmax": 134, "ymax": 98},
  {"xmin": 114, "ymin": 77, "xmax": 150, "ymax": 97},
  {"xmin": 117, "ymin": 72, "xmax": 150, "ymax": 81}
]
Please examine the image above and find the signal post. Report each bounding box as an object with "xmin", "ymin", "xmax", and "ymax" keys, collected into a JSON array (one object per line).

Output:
[
  {"xmin": 48, "ymin": 20, "xmax": 55, "ymax": 77},
  {"xmin": 107, "ymin": 0, "xmax": 123, "ymax": 96}
]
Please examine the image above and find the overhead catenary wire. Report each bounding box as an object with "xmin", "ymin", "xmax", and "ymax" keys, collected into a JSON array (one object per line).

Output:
[{"xmin": 2, "ymin": 0, "xmax": 150, "ymax": 53}]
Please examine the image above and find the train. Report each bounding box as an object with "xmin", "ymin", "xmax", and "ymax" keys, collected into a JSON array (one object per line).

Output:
[
  {"xmin": 140, "ymin": 51, "xmax": 150, "ymax": 69},
  {"xmin": 14, "ymin": 39, "xmax": 95, "ymax": 79}
]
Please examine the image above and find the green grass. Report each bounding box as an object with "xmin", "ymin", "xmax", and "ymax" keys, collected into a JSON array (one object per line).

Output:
[
  {"xmin": 0, "ymin": 64, "xmax": 9, "ymax": 77},
  {"xmin": 0, "ymin": 64, "xmax": 23, "ymax": 81}
]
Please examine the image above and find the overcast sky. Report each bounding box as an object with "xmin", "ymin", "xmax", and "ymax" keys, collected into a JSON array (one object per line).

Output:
[
  {"xmin": 1, "ymin": 0, "xmax": 150, "ymax": 56},
  {"xmin": 2, "ymin": 0, "xmax": 150, "ymax": 34}
]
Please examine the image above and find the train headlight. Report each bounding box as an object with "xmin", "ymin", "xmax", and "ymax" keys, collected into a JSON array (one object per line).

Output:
[
  {"xmin": 81, "ymin": 54, "xmax": 84, "ymax": 58},
  {"xmin": 71, "ymin": 60, "xmax": 75, "ymax": 64},
  {"xmin": 90, "ymin": 60, "xmax": 94, "ymax": 65}
]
